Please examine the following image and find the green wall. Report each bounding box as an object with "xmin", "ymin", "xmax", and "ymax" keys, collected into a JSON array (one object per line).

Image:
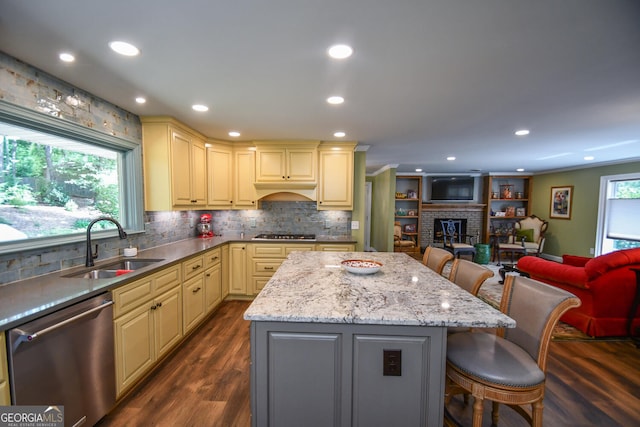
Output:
[
  {"xmin": 351, "ymin": 151, "xmax": 366, "ymax": 251},
  {"xmin": 532, "ymin": 161, "xmax": 640, "ymax": 257},
  {"xmin": 368, "ymin": 168, "xmax": 396, "ymax": 252}
]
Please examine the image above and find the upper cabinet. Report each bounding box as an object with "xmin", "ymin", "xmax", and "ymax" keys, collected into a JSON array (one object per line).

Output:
[
  {"xmin": 233, "ymin": 144, "xmax": 258, "ymax": 209},
  {"xmin": 254, "ymin": 141, "xmax": 319, "ymax": 186},
  {"xmin": 206, "ymin": 142, "xmax": 234, "ymax": 208},
  {"xmin": 317, "ymin": 142, "xmax": 356, "ymax": 210},
  {"xmin": 141, "ymin": 117, "xmax": 207, "ymax": 210}
]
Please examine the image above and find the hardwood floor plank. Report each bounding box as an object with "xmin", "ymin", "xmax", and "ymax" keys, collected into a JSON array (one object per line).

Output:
[{"xmin": 99, "ymin": 300, "xmax": 640, "ymax": 427}]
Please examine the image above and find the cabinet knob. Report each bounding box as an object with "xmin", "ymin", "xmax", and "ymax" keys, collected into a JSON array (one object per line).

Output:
[
  {"xmin": 150, "ymin": 304, "xmax": 157, "ymax": 310},
  {"xmin": 156, "ymin": 301, "xmax": 162, "ymax": 308},
  {"xmin": 193, "ymin": 287, "xmax": 201, "ymax": 293},
  {"xmin": 192, "ymin": 264, "xmax": 202, "ymax": 270},
  {"xmin": 264, "ymin": 266, "xmax": 273, "ymax": 270}
]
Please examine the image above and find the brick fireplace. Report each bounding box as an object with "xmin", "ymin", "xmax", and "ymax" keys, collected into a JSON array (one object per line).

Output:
[{"xmin": 420, "ymin": 204, "xmax": 485, "ymax": 250}]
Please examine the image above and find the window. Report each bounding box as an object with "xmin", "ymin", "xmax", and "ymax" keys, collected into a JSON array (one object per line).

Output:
[
  {"xmin": 596, "ymin": 172, "xmax": 640, "ymax": 255},
  {"xmin": 0, "ymin": 102, "xmax": 144, "ymax": 254}
]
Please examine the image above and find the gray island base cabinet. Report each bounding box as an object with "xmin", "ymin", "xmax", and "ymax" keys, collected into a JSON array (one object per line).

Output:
[
  {"xmin": 251, "ymin": 322, "xmax": 444, "ymax": 426},
  {"xmin": 245, "ymin": 251, "xmax": 515, "ymax": 427}
]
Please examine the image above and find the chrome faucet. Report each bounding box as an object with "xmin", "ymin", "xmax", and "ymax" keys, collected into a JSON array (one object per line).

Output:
[{"xmin": 86, "ymin": 216, "xmax": 128, "ymax": 267}]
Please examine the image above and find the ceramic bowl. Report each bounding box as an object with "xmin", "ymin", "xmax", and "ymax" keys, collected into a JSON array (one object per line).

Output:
[{"xmin": 341, "ymin": 259, "xmax": 382, "ymax": 275}]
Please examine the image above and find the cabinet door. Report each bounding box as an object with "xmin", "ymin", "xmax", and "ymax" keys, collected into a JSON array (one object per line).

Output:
[
  {"xmin": 229, "ymin": 243, "xmax": 247, "ymax": 294},
  {"xmin": 318, "ymin": 150, "xmax": 353, "ymax": 209},
  {"xmin": 170, "ymin": 129, "xmax": 193, "ymax": 205},
  {"xmin": 190, "ymin": 139, "xmax": 208, "ymax": 205},
  {"xmin": 114, "ymin": 303, "xmax": 155, "ymax": 397},
  {"xmin": 207, "ymin": 146, "xmax": 233, "ymax": 207},
  {"xmin": 183, "ymin": 274, "xmax": 206, "ymax": 333},
  {"xmin": 234, "ymin": 150, "xmax": 257, "ymax": 209},
  {"xmin": 154, "ymin": 286, "xmax": 183, "ymax": 359},
  {"xmin": 205, "ymin": 263, "xmax": 222, "ymax": 312},
  {"xmin": 0, "ymin": 334, "xmax": 10, "ymax": 405},
  {"xmin": 286, "ymin": 149, "xmax": 316, "ymax": 182},
  {"xmin": 255, "ymin": 148, "xmax": 286, "ymax": 182},
  {"xmin": 221, "ymin": 244, "xmax": 230, "ymax": 298}
]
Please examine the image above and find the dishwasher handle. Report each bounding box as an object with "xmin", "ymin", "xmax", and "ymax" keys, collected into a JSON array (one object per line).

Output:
[{"xmin": 13, "ymin": 300, "xmax": 114, "ymax": 349}]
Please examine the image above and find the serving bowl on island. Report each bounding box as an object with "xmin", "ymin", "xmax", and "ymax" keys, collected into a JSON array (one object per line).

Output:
[{"xmin": 341, "ymin": 259, "xmax": 383, "ymax": 275}]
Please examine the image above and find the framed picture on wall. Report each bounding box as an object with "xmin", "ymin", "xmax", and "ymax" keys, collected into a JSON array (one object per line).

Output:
[{"xmin": 550, "ymin": 185, "xmax": 573, "ymax": 219}]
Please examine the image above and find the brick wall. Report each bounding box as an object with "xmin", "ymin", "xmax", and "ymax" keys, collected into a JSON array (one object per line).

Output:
[{"xmin": 420, "ymin": 204, "xmax": 485, "ymax": 249}]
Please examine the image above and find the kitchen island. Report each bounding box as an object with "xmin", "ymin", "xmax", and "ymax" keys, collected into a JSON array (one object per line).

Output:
[{"xmin": 244, "ymin": 251, "xmax": 515, "ymax": 427}]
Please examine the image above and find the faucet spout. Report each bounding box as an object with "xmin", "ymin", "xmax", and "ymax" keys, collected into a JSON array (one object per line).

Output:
[{"xmin": 85, "ymin": 216, "xmax": 128, "ymax": 267}]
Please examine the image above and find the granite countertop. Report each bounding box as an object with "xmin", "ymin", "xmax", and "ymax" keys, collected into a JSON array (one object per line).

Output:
[
  {"xmin": 0, "ymin": 234, "xmax": 356, "ymax": 330},
  {"xmin": 244, "ymin": 251, "xmax": 515, "ymax": 328}
]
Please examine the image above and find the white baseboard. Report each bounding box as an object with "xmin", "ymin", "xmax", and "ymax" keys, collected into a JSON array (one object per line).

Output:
[{"xmin": 540, "ymin": 253, "xmax": 562, "ymax": 262}]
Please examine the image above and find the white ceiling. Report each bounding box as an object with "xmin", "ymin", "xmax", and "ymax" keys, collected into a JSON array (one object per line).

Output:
[{"xmin": 1, "ymin": 0, "xmax": 639, "ymax": 175}]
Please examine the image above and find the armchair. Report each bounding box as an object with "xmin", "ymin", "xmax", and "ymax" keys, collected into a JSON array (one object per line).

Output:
[
  {"xmin": 497, "ymin": 215, "xmax": 548, "ymax": 265},
  {"xmin": 394, "ymin": 221, "xmax": 416, "ymax": 251}
]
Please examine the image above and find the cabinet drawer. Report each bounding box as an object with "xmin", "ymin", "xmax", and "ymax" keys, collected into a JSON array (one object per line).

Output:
[
  {"xmin": 316, "ymin": 244, "xmax": 355, "ymax": 252},
  {"xmin": 113, "ymin": 277, "xmax": 153, "ymax": 318},
  {"xmin": 252, "ymin": 259, "xmax": 284, "ymax": 275},
  {"xmin": 183, "ymin": 255, "xmax": 205, "ymax": 281},
  {"xmin": 252, "ymin": 244, "xmax": 285, "ymax": 258},
  {"xmin": 203, "ymin": 247, "xmax": 222, "ymax": 269},
  {"xmin": 284, "ymin": 244, "xmax": 315, "ymax": 255},
  {"xmin": 153, "ymin": 264, "xmax": 181, "ymax": 295}
]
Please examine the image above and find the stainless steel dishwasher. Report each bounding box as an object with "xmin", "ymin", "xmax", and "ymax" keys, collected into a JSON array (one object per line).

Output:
[{"xmin": 7, "ymin": 292, "xmax": 116, "ymax": 427}]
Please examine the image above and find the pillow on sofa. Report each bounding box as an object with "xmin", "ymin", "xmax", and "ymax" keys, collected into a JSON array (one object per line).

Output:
[{"xmin": 516, "ymin": 228, "xmax": 534, "ymax": 242}]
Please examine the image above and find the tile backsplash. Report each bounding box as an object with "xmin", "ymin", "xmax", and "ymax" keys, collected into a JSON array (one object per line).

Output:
[{"xmin": 0, "ymin": 203, "xmax": 351, "ymax": 284}]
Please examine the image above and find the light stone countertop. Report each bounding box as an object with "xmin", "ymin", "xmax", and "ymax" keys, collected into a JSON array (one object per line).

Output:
[{"xmin": 244, "ymin": 251, "xmax": 515, "ymax": 328}]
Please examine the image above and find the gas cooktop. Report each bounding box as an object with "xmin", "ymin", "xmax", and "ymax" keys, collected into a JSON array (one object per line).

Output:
[{"xmin": 252, "ymin": 233, "xmax": 316, "ymax": 241}]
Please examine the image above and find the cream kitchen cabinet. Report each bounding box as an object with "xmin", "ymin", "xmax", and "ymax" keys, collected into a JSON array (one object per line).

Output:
[
  {"xmin": 182, "ymin": 254, "xmax": 206, "ymax": 333},
  {"xmin": 254, "ymin": 141, "xmax": 319, "ymax": 185},
  {"xmin": 141, "ymin": 116, "xmax": 207, "ymax": 210},
  {"xmin": 206, "ymin": 143, "xmax": 234, "ymax": 208},
  {"xmin": 315, "ymin": 243, "xmax": 356, "ymax": 251},
  {"xmin": 234, "ymin": 146, "xmax": 258, "ymax": 209},
  {"xmin": 221, "ymin": 244, "xmax": 230, "ymax": 299},
  {"xmin": 203, "ymin": 247, "xmax": 223, "ymax": 312},
  {"xmin": 113, "ymin": 264, "xmax": 183, "ymax": 397},
  {"xmin": 0, "ymin": 333, "xmax": 10, "ymax": 405},
  {"xmin": 317, "ymin": 142, "xmax": 356, "ymax": 210},
  {"xmin": 229, "ymin": 243, "xmax": 248, "ymax": 296},
  {"xmin": 249, "ymin": 243, "xmax": 315, "ymax": 295}
]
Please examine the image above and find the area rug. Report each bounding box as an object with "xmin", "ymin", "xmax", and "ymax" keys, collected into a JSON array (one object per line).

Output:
[{"xmin": 442, "ymin": 262, "xmax": 593, "ymax": 341}]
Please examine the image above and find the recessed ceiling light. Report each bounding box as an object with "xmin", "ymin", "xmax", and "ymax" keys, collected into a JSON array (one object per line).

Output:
[
  {"xmin": 516, "ymin": 168, "xmax": 525, "ymax": 172},
  {"xmin": 228, "ymin": 131, "xmax": 241, "ymax": 137},
  {"xmin": 515, "ymin": 129, "xmax": 530, "ymax": 136},
  {"xmin": 584, "ymin": 156, "xmax": 595, "ymax": 161},
  {"xmin": 333, "ymin": 131, "xmax": 346, "ymax": 138},
  {"xmin": 192, "ymin": 104, "xmax": 209, "ymax": 112},
  {"xmin": 327, "ymin": 44, "xmax": 353, "ymax": 59},
  {"xmin": 59, "ymin": 52, "xmax": 75, "ymax": 62},
  {"xmin": 447, "ymin": 156, "xmax": 456, "ymax": 161},
  {"xmin": 109, "ymin": 41, "xmax": 140, "ymax": 56},
  {"xmin": 135, "ymin": 97, "xmax": 146, "ymax": 104},
  {"xmin": 327, "ymin": 96, "xmax": 344, "ymax": 105},
  {"xmin": 415, "ymin": 168, "xmax": 423, "ymax": 172}
]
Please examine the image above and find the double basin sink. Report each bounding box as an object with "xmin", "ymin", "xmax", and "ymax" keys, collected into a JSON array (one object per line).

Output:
[{"xmin": 65, "ymin": 259, "xmax": 165, "ymax": 279}]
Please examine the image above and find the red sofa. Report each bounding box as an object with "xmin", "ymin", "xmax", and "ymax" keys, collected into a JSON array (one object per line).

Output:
[{"xmin": 516, "ymin": 248, "xmax": 640, "ymax": 337}]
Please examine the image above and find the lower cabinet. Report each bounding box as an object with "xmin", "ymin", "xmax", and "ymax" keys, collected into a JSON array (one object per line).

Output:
[
  {"xmin": 250, "ymin": 243, "xmax": 315, "ymax": 295},
  {"xmin": 113, "ymin": 266, "xmax": 183, "ymax": 397},
  {"xmin": 0, "ymin": 333, "xmax": 10, "ymax": 405},
  {"xmin": 183, "ymin": 274, "xmax": 205, "ymax": 333},
  {"xmin": 229, "ymin": 243, "xmax": 248, "ymax": 295},
  {"xmin": 250, "ymin": 322, "xmax": 445, "ymax": 427}
]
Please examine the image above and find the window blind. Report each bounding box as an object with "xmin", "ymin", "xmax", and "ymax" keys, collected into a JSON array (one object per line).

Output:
[{"xmin": 606, "ymin": 198, "xmax": 640, "ymax": 242}]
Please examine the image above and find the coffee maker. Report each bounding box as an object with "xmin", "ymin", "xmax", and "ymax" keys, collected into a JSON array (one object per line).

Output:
[{"xmin": 196, "ymin": 213, "xmax": 214, "ymax": 238}]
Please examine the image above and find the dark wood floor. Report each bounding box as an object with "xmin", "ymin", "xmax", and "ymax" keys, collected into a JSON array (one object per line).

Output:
[{"xmin": 98, "ymin": 300, "xmax": 640, "ymax": 427}]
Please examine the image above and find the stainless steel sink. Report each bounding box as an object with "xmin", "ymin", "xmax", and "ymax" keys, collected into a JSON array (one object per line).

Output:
[{"xmin": 65, "ymin": 258, "xmax": 165, "ymax": 279}]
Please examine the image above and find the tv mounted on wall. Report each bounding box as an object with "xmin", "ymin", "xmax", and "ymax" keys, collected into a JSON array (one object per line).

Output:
[{"xmin": 429, "ymin": 176, "xmax": 476, "ymax": 201}]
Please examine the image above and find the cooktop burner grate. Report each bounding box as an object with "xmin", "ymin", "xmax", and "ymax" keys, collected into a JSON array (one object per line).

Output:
[{"xmin": 252, "ymin": 233, "xmax": 316, "ymax": 240}]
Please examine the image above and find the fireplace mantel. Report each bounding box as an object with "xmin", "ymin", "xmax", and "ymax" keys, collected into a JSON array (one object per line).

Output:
[{"xmin": 422, "ymin": 203, "xmax": 486, "ymax": 211}]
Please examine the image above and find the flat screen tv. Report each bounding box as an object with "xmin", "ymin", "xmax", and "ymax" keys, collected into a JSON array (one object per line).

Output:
[{"xmin": 430, "ymin": 176, "xmax": 475, "ymax": 201}]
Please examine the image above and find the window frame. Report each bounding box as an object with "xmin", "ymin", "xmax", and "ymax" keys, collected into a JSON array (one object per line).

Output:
[
  {"xmin": 595, "ymin": 171, "xmax": 640, "ymax": 256},
  {"xmin": 0, "ymin": 100, "xmax": 145, "ymax": 254}
]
